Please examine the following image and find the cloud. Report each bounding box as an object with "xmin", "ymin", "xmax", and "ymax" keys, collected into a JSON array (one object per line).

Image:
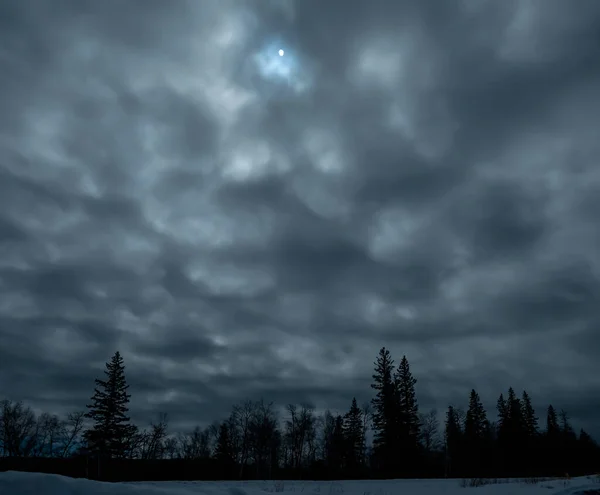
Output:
[{"xmin": 1, "ymin": 0, "xmax": 600, "ymax": 440}]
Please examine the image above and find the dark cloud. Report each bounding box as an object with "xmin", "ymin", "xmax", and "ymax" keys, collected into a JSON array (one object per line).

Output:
[{"xmin": 1, "ymin": 0, "xmax": 600, "ymax": 440}]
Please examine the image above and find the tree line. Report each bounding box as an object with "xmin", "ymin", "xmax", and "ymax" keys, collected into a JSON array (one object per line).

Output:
[{"xmin": 1, "ymin": 348, "xmax": 598, "ymax": 480}]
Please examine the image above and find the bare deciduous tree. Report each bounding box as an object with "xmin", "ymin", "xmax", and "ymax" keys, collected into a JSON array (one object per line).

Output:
[
  {"xmin": 136, "ymin": 413, "xmax": 169, "ymax": 460},
  {"xmin": 1, "ymin": 400, "xmax": 37, "ymax": 457},
  {"xmin": 59, "ymin": 411, "xmax": 85, "ymax": 457},
  {"xmin": 284, "ymin": 403, "xmax": 316, "ymax": 469},
  {"xmin": 419, "ymin": 409, "xmax": 441, "ymax": 453},
  {"xmin": 32, "ymin": 412, "xmax": 61, "ymax": 457},
  {"xmin": 177, "ymin": 426, "xmax": 211, "ymax": 459}
]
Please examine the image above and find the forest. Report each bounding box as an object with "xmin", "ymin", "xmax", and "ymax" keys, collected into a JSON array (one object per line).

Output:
[{"xmin": 1, "ymin": 348, "xmax": 599, "ymax": 481}]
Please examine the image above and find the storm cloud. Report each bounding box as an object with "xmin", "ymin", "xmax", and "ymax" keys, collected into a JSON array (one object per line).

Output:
[{"xmin": 2, "ymin": 0, "xmax": 600, "ymax": 437}]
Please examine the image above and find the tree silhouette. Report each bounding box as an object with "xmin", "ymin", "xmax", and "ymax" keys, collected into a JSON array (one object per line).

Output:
[
  {"xmin": 343, "ymin": 397, "xmax": 365, "ymax": 470},
  {"xmin": 370, "ymin": 347, "xmax": 397, "ymax": 474},
  {"xmin": 394, "ymin": 355, "xmax": 420, "ymax": 475},
  {"xmin": 83, "ymin": 351, "xmax": 137, "ymax": 458}
]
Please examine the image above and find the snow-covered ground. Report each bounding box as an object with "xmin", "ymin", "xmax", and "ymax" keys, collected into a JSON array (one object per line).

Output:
[{"xmin": 0, "ymin": 471, "xmax": 599, "ymax": 495}]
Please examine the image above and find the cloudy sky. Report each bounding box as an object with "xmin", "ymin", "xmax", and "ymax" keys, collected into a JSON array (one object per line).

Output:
[{"xmin": 2, "ymin": 0, "xmax": 600, "ymax": 438}]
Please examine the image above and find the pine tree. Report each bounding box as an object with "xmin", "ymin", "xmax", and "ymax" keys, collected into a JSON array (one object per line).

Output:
[
  {"xmin": 546, "ymin": 405, "xmax": 560, "ymax": 436},
  {"xmin": 496, "ymin": 393, "xmax": 508, "ymax": 440},
  {"xmin": 84, "ymin": 351, "xmax": 137, "ymax": 458},
  {"xmin": 543, "ymin": 404, "xmax": 561, "ymax": 475},
  {"xmin": 506, "ymin": 387, "xmax": 524, "ymax": 436},
  {"xmin": 343, "ymin": 397, "xmax": 365, "ymax": 469},
  {"xmin": 517, "ymin": 390, "xmax": 539, "ymax": 475},
  {"xmin": 370, "ymin": 347, "xmax": 397, "ymax": 473},
  {"xmin": 465, "ymin": 389, "xmax": 487, "ymax": 441},
  {"xmin": 521, "ymin": 391, "xmax": 538, "ymax": 437},
  {"xmin": 395, "ymin": 356, "xmax": 420, "ymax": 442},
  {"xmin": 507, "ymin": 388, "xmax": 526, "ymax": 475},
  {"xmin": 444, "ymin": 405, "xmax": 463, "ymax": 477},
  {"xmin": 393, "ymin": 355, "xmax": 420, "ymax": 475}
]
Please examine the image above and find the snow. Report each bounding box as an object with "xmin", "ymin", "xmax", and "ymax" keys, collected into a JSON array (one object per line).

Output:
[{"xmin": 0, "ymin": 471, "xmax": 599, "ymax": 495}]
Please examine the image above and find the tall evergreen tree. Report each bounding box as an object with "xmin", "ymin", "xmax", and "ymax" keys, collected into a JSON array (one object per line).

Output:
[
  {"xmin": 395, "ymin": 356, "xmax": 420, "ymax": 442},
  {"xmin": 544, "ymin": 404, "xmax": 561, "ymax": 475},
  {"xmin": 343, "ymin": 397, "xmax": 365, "ymax": 469},
  {"xmin": 521, "ymin": 391, "xmax": 538, "ymax": 437},
  {"xmin": 394, "ymin": 355, "xmax": 420, "ymax": 475},
  {"xmin": 546, "ymin": 405, "xmax": 560, "ymax": 436},
  {"xmin": 465, "ymin": 389, "xmax": 487, "ymax": 441},
  {"xmin": 84, "ymin": 351, "xmax": 137, "ymax": 459},
  {"xmin": 496, "ymin": 393, "xmax": 508, "ymax": 434},
  {"xmin": 520, "ymin": 390, "xmax": 539, "ymax": 475},
  {"xmin": 506, "ymin": 387, "xmax": 524, "ymax": 437},
  {"xmin": 444, "ymin": 405, "xmax": 463, "ymax": 477},
  {"xmin": 506, "ymin": 387, "xmax": 526, "ymax": 475},
  {"xmin": 370, "ymin": 347, "xmax": 397, "ymax": 474},
  {"xmin": 464, "ymin": 389, "xmax": 490, "ymax": 475}
]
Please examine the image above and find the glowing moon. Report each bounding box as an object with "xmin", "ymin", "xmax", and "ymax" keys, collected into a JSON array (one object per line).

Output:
[{"xmin": 278, "ymin": 49, "xmax": 284, "ymax": 56}]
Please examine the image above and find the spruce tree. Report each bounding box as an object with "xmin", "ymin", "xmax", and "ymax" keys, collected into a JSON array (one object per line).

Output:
[
  {"xmin": 343, "ymin": 397, "xmax": 365, "ymax": 469},
  {"xmin": 444, "ymin": 406, "xmax": 463, "ymax": 477},
  {"xmin": 506, "ymin": 387, "xmax": 525, "ymax": 475},
  {"xmin": 84, "ymin": 351, "xmax": 137, "ymax": 458},
  {"xmin": 496, "ymin": 392, "xmax": 510, "ymax": 475},
  {"xmin": 544, "ymin": 404, "xmax": 561, "ymax": 474},
  {"xmin": 546, "ymin": 405, "xmax": 560, "ymax": 436},
  {"xmin": 465, "ymin": 389, "xmax": 487, "ymax": 441},
  {"xmin": 496, "ymin": 393, "xmax": 508, "ymax": 435},
  {"xmin": 395, "ymin": 356, "xmax": 420, "ymax": 442},
  {"xmin": 520, "ymin": 391, "xmax": 539, "ymax": 475},
  {"xmin": 506, "ymin": 387, "xmax": 524, "ymax": 436},
  {"xmin": 370, "ymin": 347, "xmax": 397, "ymax": 473},
  {"xmin": 521, "ymin": 391, "xmax": 539, "ymax": 437},
  {"xmin": 393, "ymin": 355, "xmax": 420, "ymax": 475}
]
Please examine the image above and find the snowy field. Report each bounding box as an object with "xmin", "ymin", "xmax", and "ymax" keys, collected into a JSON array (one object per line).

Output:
[{"xmin": 1, "ymin": 472, "xmax": 599, "ymax": 495}]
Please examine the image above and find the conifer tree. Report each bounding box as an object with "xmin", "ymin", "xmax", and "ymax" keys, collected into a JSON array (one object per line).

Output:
[
  {"xmin": 84, "ymin": 351, "xmax": 137, "ymax": 458},
  {"xmin": 496, "ymin": 393, "xmax": 508, "ymax": 434},
  {"xmin": 546, "ymin": 405, "xmax": 560, "ymax": 436},
  {"xmin": 543, "ymin": 404, "xmax": 561, "ymax": 474},
  {"xmin": 444, "ymin": 405, "xmax": 463, "ymax": 477},
  {"xmin": 465, "ymin": 389, "xmax": 487, "ymax": 441},
  {"xmin": 393, "ymin": 355, "xmax": 420, "ymax": 475},
  {"xmin": 506, "ymin": 387, "xmax": 524, "ymax": 436},
  {"xmin": 519, "ymin": 390, "xmax": 539, "ymax": 475},
  {"xmin": 370, "ymin": 347, "xmax": 397, "ymax": 472},
  {"xmin": 395, "ymin": 356, "xmax": 420, "ymax": 443},
  {"xmin": 343, "ymin": 397, "xmax": 365, "ymax": 468},
  {"xmin": 521, "ymin": 391, "xmax": 538, "ymax": 437}
]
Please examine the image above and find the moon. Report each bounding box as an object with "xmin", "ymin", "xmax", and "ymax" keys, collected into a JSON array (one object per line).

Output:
[{"xmin": 278, "ymin": 49, "xmax": 284, "ymax": 56}]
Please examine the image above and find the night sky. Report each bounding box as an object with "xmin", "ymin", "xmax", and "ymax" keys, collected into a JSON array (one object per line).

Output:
[{"xmin": 2, "ymin": 0, "xmax": 600, "ymax": 438}]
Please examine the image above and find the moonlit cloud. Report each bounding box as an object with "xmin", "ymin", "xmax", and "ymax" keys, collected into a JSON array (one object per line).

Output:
[{"xmin": 2, "ymin": 0, "xmax": 600, "ymax": 438}]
